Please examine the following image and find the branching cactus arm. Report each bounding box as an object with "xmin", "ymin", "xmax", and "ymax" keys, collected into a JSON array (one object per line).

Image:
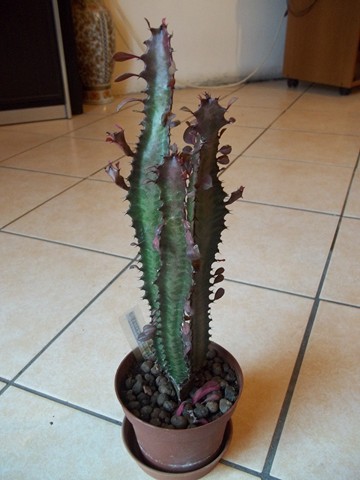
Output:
[{"xmin": 109, "ymin": 20, "xmax": 176, "ymax": 317}]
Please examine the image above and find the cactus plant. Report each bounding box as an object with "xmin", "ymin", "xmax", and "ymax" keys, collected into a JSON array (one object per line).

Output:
[{"xmin": 106, "ymin": 19, "xmax": 244, "ymax": 398}]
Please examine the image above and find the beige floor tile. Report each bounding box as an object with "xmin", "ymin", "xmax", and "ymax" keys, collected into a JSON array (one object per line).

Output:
[
  {"xmin": 0, "ymin": 387, "xmax": 144, "ymax": 480},
  {"xmin": 221, "ymin": 125, "xmax": 263, "ymax": 156},
  {"xmin": 0, "ymin": 130, "xmax": 52, "ymax": 161},
  {"xmin": 68, "ymin": 111, "xmax": 144, "ymax": 144},
  {"xmin": 221, "ymin": 203, "xmax": 338, "ymax": 296},
  {"xmin": 344, "ymin": 168, "xmax": 360, "ymax": 219},
  {"xmin": 0, "ymin": 168, "xmax": 79, "ymax": 228},
  {"xmin": 16, "ymin": 267, "xmax": 149, "ymax": 420},
  {"xmin": 205, "ymin": 465, "xmax": 257, "ymax": 479},
  {"xmin": 292, "ymin": 84, "xmax": 360, "ymax": 113},
  {"xmin": 210, "ymin": 282, "xmax": 313, "ymax": 471},
  {"xmin": 230, "ymin": 80, "xmax": 308, "ymax": 109},
  {"xmin": 321, "ymin": 218, "xmax": 360, "ymax": 307},
  {"xmin": 271, "ymin": 301, "xmax": 360, "ymax": 480},
  {"xmin": 4, "ymin": 179, "xmax": 136, "ymax": 257},
  {"xmin": 222, "ymin": 155, "xmax": 352, "ymax": 214},
  {"xmin": 246, "ymin": 129, "xmax": 360, "ymax": 167},
  {"xmin": 1, "ymin": 136, "xmax": 123, "ymax": 177},
  {"xmin": 0, "ymin": 234, "xmax": 129, "ymax": 378},
  {"xmin": 227, "ymin": 105, "xmax": 284, "ymax": 128},
  {"xmin": 272, "ymin": 108, "xmax": 360, "ymax": 136}
]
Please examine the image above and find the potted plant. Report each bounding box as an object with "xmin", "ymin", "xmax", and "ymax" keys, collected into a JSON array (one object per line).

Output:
[{"xmin": 106, "ymin": 19, "xmax": 244, "ymax": 478}]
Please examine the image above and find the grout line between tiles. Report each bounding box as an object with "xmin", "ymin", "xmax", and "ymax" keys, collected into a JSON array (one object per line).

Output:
[
  {"xmin": 319, "ymin": 298, "xmax": 360, "ymax": 310},
  {"xmin": 241, "ymin": 152, "xmax": 358, "ymax": 170},
  {"xmin": 270, "ymin": 126, "xmax": 360, "ymax": 138},
  {"xmin": 0, "ymin": 258, "xmax": 136, "ymax": 397},
  {"xmin": 238, "ymin": 198, "xmax": 342, "ymax": 217},
  {"xmin": 0, "ymin": 163, "xmax": 86, "ymax": 179},
  {"xmin": 0, "ymin": 230, "xmax": 134, "ymax": 261},
  {"xmin": 0, "ymin": 380, "xmax": 122, "ymax": 426},
  {"xmin": 221, "ymin": 83, "xmax": 312, "ymax": 174},
  {"xmin": 0, "ymin": 177, "xmax": 87, "ymax": 230},
  {"xmin": 220, "ymin": 459, "xmax": 262, "ymax": 477},
  {"xmin": 261, "ymin": 144, "xmax": 360, "ymax": 477},
  {"xmin": 0, "ymin": 159, "xmax": 125, "ymax": 231},
  {"xmin": 261, "ymin": 297, "xmax": 321, "ymax": 477},
  {"xmin": 225, "ymin": 277, "xmax": 314, "ymax": 301}
]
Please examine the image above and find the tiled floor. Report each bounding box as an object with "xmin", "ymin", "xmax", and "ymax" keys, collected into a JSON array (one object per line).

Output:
[{"xmin": 1, "ymin": 80, "xmax": 359, "ymax": 480}]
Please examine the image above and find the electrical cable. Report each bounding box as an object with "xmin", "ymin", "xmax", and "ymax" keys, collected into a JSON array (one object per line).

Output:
[{"xmin": 105, "ymin": 2, "xmax": 287, "ymax": 90}]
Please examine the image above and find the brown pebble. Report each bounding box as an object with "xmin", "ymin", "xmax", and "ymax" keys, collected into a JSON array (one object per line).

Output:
[{"xmin": 171, "ymin": 415, "xmax": 189, "ymax": 429}]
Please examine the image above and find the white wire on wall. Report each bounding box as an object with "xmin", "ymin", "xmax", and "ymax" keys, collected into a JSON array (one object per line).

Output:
[{"xmin": 104, "ymin": 1, "xmax": 287, "ymax": 90}]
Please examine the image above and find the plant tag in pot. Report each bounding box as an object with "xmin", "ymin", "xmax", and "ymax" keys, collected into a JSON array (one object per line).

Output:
[{"xmin": 120, "ymin": 306, "xmax": 153, "ymax": 361}]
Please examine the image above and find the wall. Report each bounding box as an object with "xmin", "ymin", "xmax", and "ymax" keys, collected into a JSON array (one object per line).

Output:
[{"xmin": 104, "ymin": 0, "xmax": 288, "ymax": 94}]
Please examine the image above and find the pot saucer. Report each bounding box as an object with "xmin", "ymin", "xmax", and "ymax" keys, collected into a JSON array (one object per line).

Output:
[{"xmin": 122, "ymin": 417, "xmax": 233, "ymax": 480}]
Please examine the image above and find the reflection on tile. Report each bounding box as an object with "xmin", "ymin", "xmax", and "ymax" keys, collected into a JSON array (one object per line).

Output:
[
  {"xmin": 221, "ymin": 203, "xmax": 337, "ymax": 296},
  {"xmin": 222, "ymin": 155, "xmax": 352, "ymax": 214},
  {"xmin": 292, "ymin": 85, "xmax": 360, "ymax": 113},
  {"xmin": 0, "ymin": 234, "xmax": 129, "ymax": 377},
  {"xmin": 321, "ymin": 218, "xmax": 360, "ymax": 306},
  {"xmin": 271, "ymin": 301, "xmax": 360, "ymax": 480},
  {"xmin": 221, "ymin": 125, "xmax": 263, "ymax": 156},
  {"xmin": 210, "ymin": 282, "xmax": 313, "ymax": 471},
  {"xmin": 16, "ymin": 268, "xmax": 149, "ymax": 420},
  {"xmin": 246, "ymin": 129, "xmax": 360, "ymax": 167},
  {"xmin": 272, "ymin": 109, "xmax": 360, "ymax": 136},
  {"xmin": 0, "ymin": 168, "xmax": 78, "ymax": 227},
  {"xmin": 1, "ymin": 136, "xmax": 122, "ymax": 177},
  {"xmin": 0, "ymin": 130, "xmax": 51, "ymax": 161},
  {"xmin": 68, "ymin": 111, "xmax": 144, "ymax": 144},
  {"xmin": 4, "ymin": 179, "xmax": 136, "ymax": 257},
  {"xmin": 228, "ymin": 105, "xmax": 283, "ymax": 128}
]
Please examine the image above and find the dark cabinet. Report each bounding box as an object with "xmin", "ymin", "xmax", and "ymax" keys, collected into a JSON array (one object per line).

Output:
[{"xmin": 0, "ymin": 0, "xmax": 82, "ymax": 125}]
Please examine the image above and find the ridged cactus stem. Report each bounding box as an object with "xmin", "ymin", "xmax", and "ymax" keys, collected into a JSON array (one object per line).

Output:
[
  {"xmin": 155, "ymin": 153, "xmax": 193, "ymax": 388},
  {"xmin": 116, "ymin": 20, "xmax": 176, "ymax": 316},
  {"xmin": 187, "ymin": 95, "xmax": 233, "ymax": 371}
]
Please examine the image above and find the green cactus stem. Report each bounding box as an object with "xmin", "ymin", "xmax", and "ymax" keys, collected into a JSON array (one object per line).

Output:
[
  {"xmin": 109, "ymin": 19, "xmax": 176, "ymax": 318},
  {"xmin": 183, "ymin": 95, "xmax": 237, "ymax": 371},
  {"xmin": 155, "ymin": 151, "xmax": 194, "ymax": 387},
  {"xmin": 107, "ymin": 20, "xmax": 244, "ymax": 395}
]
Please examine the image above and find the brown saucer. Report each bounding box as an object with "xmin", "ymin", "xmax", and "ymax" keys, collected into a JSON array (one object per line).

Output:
[{"xmin": 122, "ymin": 418, "xmax": 233, "ymax": 480}]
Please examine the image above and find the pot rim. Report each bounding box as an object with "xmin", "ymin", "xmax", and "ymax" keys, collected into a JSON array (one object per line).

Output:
[{"xmin": 115, "ymin": 341, "xmax": 243, "ymax": 432}]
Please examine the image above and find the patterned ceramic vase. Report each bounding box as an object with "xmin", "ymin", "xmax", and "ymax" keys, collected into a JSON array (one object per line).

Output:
[{"xmin": 72, "ymin": 0, "xmax": 115, "ymax": 104}]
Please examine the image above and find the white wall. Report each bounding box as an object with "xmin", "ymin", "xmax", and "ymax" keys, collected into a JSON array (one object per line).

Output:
[{"xmin": 104, "ymin": 0, "xmax": 288, "ymax": 94}]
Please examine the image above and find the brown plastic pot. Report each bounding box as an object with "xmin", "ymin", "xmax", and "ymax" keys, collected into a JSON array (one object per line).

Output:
[{"xmin": 115, "ymin": 342, "xmax": 243, "ymax": 478}]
